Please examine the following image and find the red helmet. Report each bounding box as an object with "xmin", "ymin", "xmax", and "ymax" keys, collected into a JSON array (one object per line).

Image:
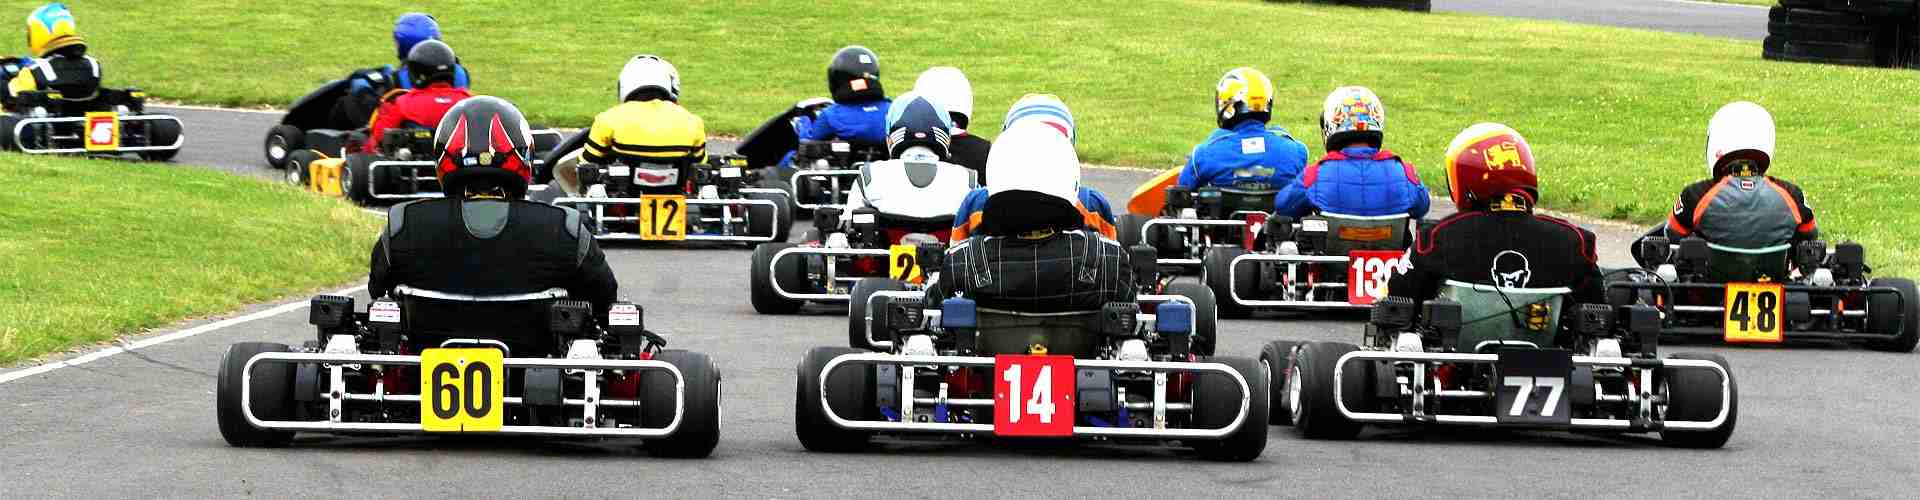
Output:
[
  {"xmin": 1443, "ymin": 123, "xmax": 1537, "ymax": 211},
  {"xmin": 433, "ymin": 96, "xmax": 534, "ymax": 198}
]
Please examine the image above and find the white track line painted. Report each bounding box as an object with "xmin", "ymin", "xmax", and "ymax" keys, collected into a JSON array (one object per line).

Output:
[
  {"xmin": 0, "ymin": 284, "xmax": 369, "ymax": 386},
  {"xmin": 1664, "ymin": 0, "xmax": 1767, "ymax": 9},
  {"xmin": 151, "ymin": 103, "xmax": 284, "ymax": 115}
]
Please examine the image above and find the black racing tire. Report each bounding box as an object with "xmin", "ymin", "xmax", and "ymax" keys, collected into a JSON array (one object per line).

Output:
[
  {"xmin": 795, "ymin": 346, "xmax": 874, "ymax": 452},
  {"xmin": 1118, "ymin": 213, "xmax": 1149, "ymax": 248},
  {"xmin": 1769, "ymin": 6, "xmax": 1871, "ymax": 26},
  {"xmin": 1201, "ymin": 246, "xmax": 1255, "ymax": 319},
  {"xmin": 1339, "ymin": 0, "xmax": 1431, "ymax": 12},
  {"xmin": 1763, "ymin": 35, "xmax": 1877, "ymax": 65},
  {"xmin": 341, "ymin": 153, "xmax": 376, "ymax": 204},
  {"xmin": 0, "ymin": 114, "xmax": 17, "ymax": 151},
  {"xmin": 1778, "ymin": 0, "xmax": 1823, "ymax": 6},
  {"xmin": 1189, "ymin": 356, "xmax": 1269, "ymax": 462},
  {"xmin": 746, "ymin": 187, "xmax": 794, "ymax": 245},
  {"xmin": 848, "ymin": 278, "xmax": 909, "ymax": 351},
  {"xmin": 284, "ymin": 149, "xmax": 319, "ymax": 188},
  {"xmin": 1258, "ymin": 339, "xmax": 1302, "ymax": 426},
  {"xmin": 1292, "ymin": 341, "xmax": 1364, "ymax": 440},
  {"xmin": 642, "ymin": 349, "xmax": 723, "ymax": 458},
  {"xmin": 216, "ymin": 342, "xmax": 296, "ymax": 447},
  {"xmin": 1767, "ymin": 20, "xmax": 1876, "ymax": 44},
  {"xmin": 139, "ymin": 118, "xmax": 182, "ymax": 162},
  {"xmin": 263, "ymin": 124, "xmax": 305, "ymax": 169},
  {"xmin": 750, "ymin": 242, "xmax": 806, "ymax": 314},
  {"xmin": 1865, "ymin": 277, "xmax": 1919, "ymax": 352},
  {"xmin": 1162, "ymin": 281, "xmax": 1218, "ymax": 357},
  {"xmin": 1660, "ymin": 353, "xmax": 1737, "ymax": 449}
]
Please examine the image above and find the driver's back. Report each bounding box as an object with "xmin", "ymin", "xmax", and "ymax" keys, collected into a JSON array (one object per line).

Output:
[
  {"xmin": 369, "ymin": 198, "xmax": 618, "ymax": 326},
  {"xmin": 1389, "ymin": 210, "xmax": 1602, "ymax": 305},
  {"xmin": 849, "ymin": 156, "xmax": 976, "ymax": 220},
  {"xmin": 941, "ymin": 230, "xmax": 1135, "ymax": 314}
]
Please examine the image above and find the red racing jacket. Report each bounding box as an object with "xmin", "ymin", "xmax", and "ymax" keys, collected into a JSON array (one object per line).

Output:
[{"xmin": 364, "ymin": 83, "xmax": 472, "ymax": 153}]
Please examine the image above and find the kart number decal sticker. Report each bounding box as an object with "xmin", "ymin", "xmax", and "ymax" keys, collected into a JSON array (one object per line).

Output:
[
  {"xmin": 368, "ymin": 300, "xmax": 400, "ymax": 323},
  {"xmin": 84, "ymin": 112, "xmax": 119, "ymax": 151},
  {"xmin": 1723, "ymin": 282, "xmax": 1784, "ymax": 343},
  {"xmin": 888, "ymin": 244, "xmax": 923, "ymax": 284},
  {"xmin": 420, "ymin": 348, "xmax": 505, "ymax": 432},
  {"xmin": 831, "ymin": 142, "xmax": 851, "ymax": 153},
  {"xmin": 1347, "ymin": 250, "xmax": 1404, "ymax": 305},
  {"xmin": 1493, "ymin": 349, "xmax": 1573, "ymax": 425},
  {"xmin": 637, "ymin": 195, "xmax": 687, "ymax": 241},
  {"xmin": 720, "ymin": 166, "xmax": 743, "ymax": 179},
  {"xmin": 608, "ymin": 303, "xmax": 640, "ymax": 326},
  {"xmin": 993, "ymin": 355, "xmax": 1075, "ymax": 437},
  {"xmin": 607, "ymin": 164, "xmax": 632, "ymax": 179}
]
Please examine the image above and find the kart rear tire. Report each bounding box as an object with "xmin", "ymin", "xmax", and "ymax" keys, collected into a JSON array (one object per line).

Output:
[
  {"xmin": 1201, "ymin": 246, "xmax": 1254, "ymax": 319},
  {"xmin": 848, "ymin": 278, "xmax": 908, "ymax": 351},
  {"xmin": 1118, "ymin": 213, "xmax": 1149, "ymax": 248},
  {"xmin": 0, "ymin": 114, "xmax": 17, "ymax": 151},
  {"xmin": 1162, "ymin": 281, "xmax": 1218, "ymax": 357},
  {"xmin": 216, "ymin": 342, "xmax": 296, "ymax": 447},
  {"xmin": 1189, "ymin": 356, "xmax": 1268, "ymax": 462},
  {"xmin": 264, "ymin": 124, "xmax": 305, "ymax": 169},
  {"xmin": 284, "ymin": 150, "xmax": 319, "ymax": 188},
  {"xmin": 1258, "ymin": 339, "xmax": 1302, "ymax": 426},
  {"xmin": 750, "ymin": 242, "xmax": 806, "ymax": 314},
  {"xmin": 642, "ymin": 349, "xmax": 723, "ymax": 458},
  {"xmin": 1292, "ymin": 341, "xmax": 1364, "ymax": 440},
  {"xmin": 1865, "ymin": 277, "xmax": 1919, "ymax": 352},
  {"xmin": 140, "ymin": 118, "xmax": 182, "ymax": 162},
  {"xmin": 1660, "ymin": 353, "xmax": 1737, "ymax": 449},
  {"xmin": 795, "ymin": 346, "xmax": 874, "ymax": 452},
  {"xmin": 746, "ymin": 186, "xmax": 794, "ymax": 244},
  {"xmin": 342, "ymin": 153, "xmax": 376, "ymax": 205}
]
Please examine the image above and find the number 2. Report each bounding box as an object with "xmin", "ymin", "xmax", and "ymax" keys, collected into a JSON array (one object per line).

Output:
[
  {"xmin": 893, "ymin": 253, "xmax": 916, "ymax": 281},
  {"xmin": 1502, "ymin": 376, "xmax": 1565, "ymax": 417},
  {"xmin": 1001, "ymin": 364, "xmax": 1057, "ymax": 424}
]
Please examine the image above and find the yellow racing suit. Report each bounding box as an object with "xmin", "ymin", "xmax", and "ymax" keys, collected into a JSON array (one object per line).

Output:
[{"xmin": 584, "ymin": 99, "xmax": 707, "ymax": 166}]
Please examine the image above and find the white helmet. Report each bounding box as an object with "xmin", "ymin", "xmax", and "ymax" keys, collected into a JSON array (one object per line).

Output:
[
  {"xmin": 618, "ymin": 55, "xmax": 680, "ymax": 102},
  {"xmin": 914, "ymin": 67, "xmax": 973, "ymax": 132},
  {"xmin": 1705, "ymin": 101, "xmax": 1775, "ymax": 177},
  {"xmin": 987, "ymin": 120, "xmax": 1080, "ymax": 209},
  {"xmin": 1003, "ymin": 93, "xmax": 1076, "ymax": 143}
]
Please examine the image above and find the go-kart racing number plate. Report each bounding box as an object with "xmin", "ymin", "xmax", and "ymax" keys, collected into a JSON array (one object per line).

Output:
[
  {"xmin": 636, "ymin": 195, "xmax": 687, "ymax": 241},
  {"xmin": 1723, "ymin": 282, "xmax": 1785, "ymax": 343},
  {"xmin": 84, "ymin": 112, "xmax": 120, "ymax": 151},
  {"xmin": 1493, "ymin": 348, "xmax": 1573, "ymax": 425},
  {"xmin": 1346, "ymin": 250, "xmax": 1404, "ymax": 305},
  {"xmin": 419, "ymin": 348, "xmax": 505, "ymax": 432},
  {"xmin": 888, "ymin": 244, "xmax": 923, "ymax": 283},
  {"xmin": 993, "ymin": 355, "xmax": 1075, "ymax": 437}
]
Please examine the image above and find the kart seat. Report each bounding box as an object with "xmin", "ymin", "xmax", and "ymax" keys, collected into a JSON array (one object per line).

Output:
[
  {"xmin": 1703, "ymin": 242, "xmax": 1791, "ymax": 283},
  {"xmin": 390, "ymin": 286, "xmax": 571, "ymax": 356},
  {"xmin": 973, "ymin": 309, "xmax": 1102, "ymax": 357},
  {"xmin": 1438, "ymin": 280, "xmax": 1571, "ymax": 353},
  {"xmin": 1318, "ymin": 212, "xmax": 1410, "ymax": 256}
]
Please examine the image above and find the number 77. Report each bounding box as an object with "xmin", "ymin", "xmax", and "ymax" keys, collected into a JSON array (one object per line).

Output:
[{"xmin": 1502, "ymin": 376, "xmax": 1565, "ymax": 417}]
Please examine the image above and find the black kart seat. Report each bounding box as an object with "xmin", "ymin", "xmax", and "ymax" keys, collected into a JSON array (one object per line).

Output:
[{"xmin": 390, "ymin": 286, "xmax": 570, "ymax": 356}]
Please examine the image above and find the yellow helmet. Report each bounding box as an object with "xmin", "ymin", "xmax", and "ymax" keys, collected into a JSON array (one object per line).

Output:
[
  {"xmin": 26, "ymin": 3, "xmax": 82, "ymax": 58},
  {"xmin": 1214, "ymin": 67, "xmax": 1274, "ymax": 128}
]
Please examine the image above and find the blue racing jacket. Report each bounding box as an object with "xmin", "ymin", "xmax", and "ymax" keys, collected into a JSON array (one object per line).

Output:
[
  {"xmin": 1178, "ymin": 121, "xmax": 1308, "ymax": 191},
  {"xmin": 797, "ymin": 98, "xmax": 891, "ymax": 144},
  {"xmin": 348, "ymin": 64, "xmax": 471, "ymax": 95},
  {"xmin": 1273, "ymin": 146, "xmax": 1430, "ymax": 218}
]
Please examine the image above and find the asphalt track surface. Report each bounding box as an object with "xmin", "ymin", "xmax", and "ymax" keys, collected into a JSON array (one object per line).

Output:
[
  {"xmin": 1436, "ymin": 0, "xmax": 1768, "ymax": 39},
  {"xmin": 3, "ymin": 103, "xmax": 1916, "ymax": 498}
]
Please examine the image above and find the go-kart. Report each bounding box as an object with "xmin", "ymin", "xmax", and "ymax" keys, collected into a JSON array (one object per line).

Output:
[
  {"xmin": 1607, "ymin": 237, "xmax": 1917, "ymax": 352},
  {"xmin": 797, "ymin": 241, "xmax": 1268, "ymax": 461},
  {"xmin": 751, "ymin": 205, "xmax": 954, "ymax": 315},
  {"xmin": 1262, "ymin": 282, "xmax": 1738, "ymax": 448},
  {"xmin": 263, "ymin": 79, "xmax": 562, "ymax": 184},
  {"xmin": 0, "ymin": 58, "xmax": 181, "ymax": 161},
  {"xmin": 284, "ymin": 126, "xmax": 455, "ymax": 204},
  {"xmin": 1197, "ymin": 211, "xmax": 1413, "ymax": 318},
  {"xmin": 542, "ymin": 136, "xmax": 793, "ymax": 244},
  {"xmin": 1118, "ymin": 184, "xmax": 1279, "ymax": 277},
  {"xmin": 216, "ymin": 287, "xmax": 722, "ymax": 458},
  {"xmin": 734, "ymin": 98, "xmax": 886, "ymax": 212}
]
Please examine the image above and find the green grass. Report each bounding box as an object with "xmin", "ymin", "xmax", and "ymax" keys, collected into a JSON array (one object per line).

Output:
[
  {"xmin": 0, "ymin": 155, "xmax": 381, "ymax": 365},
  {"xmin": 7, "ymin": 0, "xmax": 1917, "ymax": 274}
]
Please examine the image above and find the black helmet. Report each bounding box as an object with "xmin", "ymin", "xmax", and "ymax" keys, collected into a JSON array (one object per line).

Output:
[
  {"xmin": 405, "ymin": 39, "xmax": 459, "ymax": 88},
  {"xmin": 827, "ymin": 45, "xmax": 883, "ymax": 103},
  {"xmin": 885, "ymin": 92, "xmax": 953, "ymax": 160},
  {"xmin": 433, "ymin": 96, "xmax": 534, "ymax": 199}
]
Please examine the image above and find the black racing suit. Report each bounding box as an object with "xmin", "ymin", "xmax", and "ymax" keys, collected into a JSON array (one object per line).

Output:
[
  {"xmin": 1632, "ymin": 175, "xmax": 1817, "ymax": 267},
  {"xmin": 369, "ymin": 198, "xmax": 618, "ymax": 353},
  {"xmin": 928, "ymin": 230, "xmax": 1136, "ymax": 313},
  {"xmin": 1387, "ymin": 208, "xmax": 1604, "ymax": 309},
  {"xmin": 947, "ymin": 133, "xmax": 991, "ymax": 184}
]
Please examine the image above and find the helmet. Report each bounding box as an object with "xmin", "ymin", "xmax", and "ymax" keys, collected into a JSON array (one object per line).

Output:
[
  {"xmin": 884, "ymin": 91, "xmax": 954, "ymax": 160},
  {"xmin": 1705, "ymin": 101, "xmax": 1775, "ymax": 178},
  {"xmin": 393, "ymin": 12, "xmax": 441, "ymax": 60},
  {"xmin": 25, "ymin": 3, "xmax": 83, "ymax": 58},
  {"xmin": 827, "ymin": 45, "xmax": 883, "ymax": 103},
  {"xmin": 433, "ymin": 96, "xmax": 535, "ymax": 199},
  {"xmin": 1320, "ymin": 86, "xmax": 1386, "ymax": 150},
  {"xmin": 982, "ymin": 120, "xmax": 1083, "ymax": 234},
  {"xmin": 1443, "ymin": 123, "xmax": 1538, "ymax": 211},
  {"xmin": 404, "ymin": 40, "xmax": 458, "ymax": 88},
  {"xmin": 913, "ymin": 67, "xmax": 973, "ymax": 131},
  {"xmin": 1215, "ymin": 67, "xmax": 1275, "ymax": 128},
  {"xmin": 618, "ymin": 54, "xmax": 680, "ymax": 102},
  {"xmin": 1003, "ymin": 93, "xmax": 1075, "ymax": 143}
]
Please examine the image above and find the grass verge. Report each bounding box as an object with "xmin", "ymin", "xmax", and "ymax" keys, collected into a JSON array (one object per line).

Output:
[
  {"xmin": 0, "ymin": 154, "xmax": 381, "ymax": 365},
  {"xmin": 11, "ymin": 0, "xmax": 1918, "ymax": 273}
]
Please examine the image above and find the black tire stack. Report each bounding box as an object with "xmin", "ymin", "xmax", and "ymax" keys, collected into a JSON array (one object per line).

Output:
[
  {"xmin": 1274, "ymin": 0, "xmax": 1431, "ymax": 13},
  {"xmin": 1764, "ymin": 1, "xmax": 1919, "ymax": 68}
]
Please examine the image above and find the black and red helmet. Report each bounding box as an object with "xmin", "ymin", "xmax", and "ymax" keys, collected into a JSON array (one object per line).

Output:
[
  {"xmin": 433, "ymin": 96, "xmax": 534, "ymax": 198},
  {"xmin": 1443, "ymin": 123, "xmax": 1538, "ymax": 211}
]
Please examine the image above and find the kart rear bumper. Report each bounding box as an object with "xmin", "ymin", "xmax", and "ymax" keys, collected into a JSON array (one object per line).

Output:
[
  {"xmin": 1332, "ymin": 350, "xmax": 1732, "ymax": 431},
  {"xmin": 555, "ymin": 190, "xmax": 786, "ymax": 242}
]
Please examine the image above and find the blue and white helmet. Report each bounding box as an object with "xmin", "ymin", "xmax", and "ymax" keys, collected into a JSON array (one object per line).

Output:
[
  {"xmin": 884, "ymin": 91, "xmax": 954, "ymax": 160},
  {"xmin": 1003, "ymin": 93, "xmax": 1075, "ymax": 143}
]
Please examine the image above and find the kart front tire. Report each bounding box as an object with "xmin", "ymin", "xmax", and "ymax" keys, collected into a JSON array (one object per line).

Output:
[
  {"xmin": 1258, "ymin": 339, "xmax": 1302, "ymax": 425},
  {"xmin": 750, "ymin": 242, "xmax": 806, "ymax": 314},
  {"xmin": 847, "ymin": 278, "xmax": 908, "ymax": 351},
  {"xmin": 140, "ymin": 118, "xmax": 182, "ymax": 162},
  {"xmin": 284, "ymin": 150, "xmax": 319, "ymax": 188},
  {"xmin": 1202, "ymin": 245, "xmax": 1253, "ymax": 319},
  {"xmin": 342, "ymin": 153, "xmax": 376, "ymax": 205},
  {"xmin": 216, "ymin": 342, "xmax": 296, "ymax": 447},
  {"xmin": 795, "ymin": 346, "xmax": 873, "ymax": 452},
  {"xmin": 746, "ymin": 186, "xmax": 794, "ymax": 245},
  {"xmin": 1189, "ymin": 355, "xmax": 1268, "ymax": 462},
  {"xmin": 1866, "ymin": 277, "xmax": 1919, "ymax": 352},
  {"xmin": 642, "ymin": 350, "xmax": 723, "ymax": 458},
  {"xmin": 1162, "ymin": 281, "xmax": 1218, "ymax": 357},
  {"xmin": 1118, "ymin": 213, "xmax": 1148, "ymax": 248},
  {"xmin": 1660, "ymin": 353, "xmax": 1737, "ymax": 449},
  {"xmin": 1292, "ymin": 341, "xmax": 1363, "ymax": 440},
  {"xmin": 264, "ymin": 124, "xmax": 305, "ymax": 169}
]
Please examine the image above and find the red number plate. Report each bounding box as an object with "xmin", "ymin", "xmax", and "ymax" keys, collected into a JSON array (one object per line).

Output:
[
  {"xmin": 992, "ymin": 355, "xmax": 1075, "ymax": 437},
  {"xmin": 1347, "ymin": 250, "xmax": 1405, "ymax": 305}
]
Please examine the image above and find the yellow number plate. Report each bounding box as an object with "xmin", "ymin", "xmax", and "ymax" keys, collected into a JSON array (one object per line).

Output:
[
  {"xmin": 83, "ymin": 111, "xmax": 120, "ymax": 152},
  {"xmin": 889, "ymin": 244, "xmax": 923, "ymax": 284},
  {"xmin": 1723, "ymin": 282, "xmax": 1785, "ymax": 343},
  {"xmin": 419, "ymin": 348, "xmax": 505, "ymax": 432},
  {"xmin": 637, "ymin": 195, "xmax": 687, "ymax": 241}
]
